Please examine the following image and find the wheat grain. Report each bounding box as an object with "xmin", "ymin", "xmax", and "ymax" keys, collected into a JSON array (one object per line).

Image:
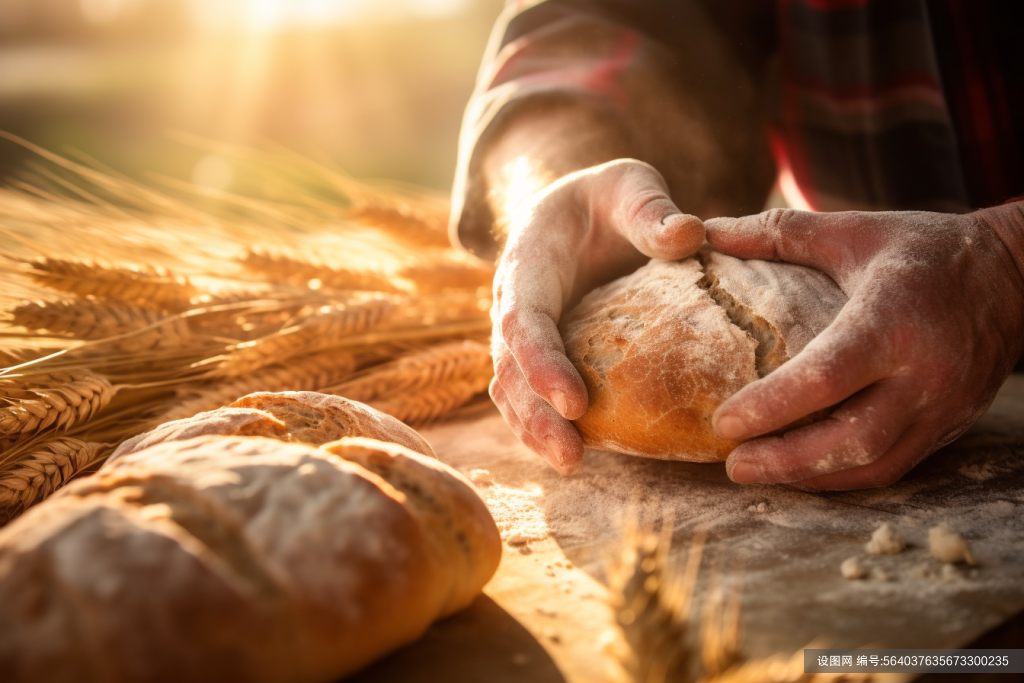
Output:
[
  {"xmin": 163, "ymin": 349, "xmax": 358, "ymax": 421},
  {"xmin": 366, "ymin": 366, "xmax": 492, "ymax": 426},
  {"xmin": 0, "ymin": 437, "xmax": 104, "ymax": 518},
  {"xmin": 330, "ymin": 339, "xmax": 490, "ymax": 403},
  {"xmin": 0, "ymin": 369, "xmax": 114, "ymax": 438},
  {"xmin": 240, "ymin": 249, "xmax": 402, "ymax": 293},
  {"xmin": 210, "ymin": 298, "xmax": 396, "ymax": 376},
  {"xmin": 23, "ymin": 257, "xmax": 197, "ymax": 311},
  {"xmin": 10, "ymin": 297, "xmax": 192, "ymax": 350}
]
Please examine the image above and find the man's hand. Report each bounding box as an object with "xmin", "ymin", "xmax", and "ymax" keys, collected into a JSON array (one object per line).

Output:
[
  {"xmin": 491, "ymin": 159, "xmax": 704, "ymax": 473},
  {"xmin": 705, "ymin": 205, "xmax": 1024, "ymax": 490}
]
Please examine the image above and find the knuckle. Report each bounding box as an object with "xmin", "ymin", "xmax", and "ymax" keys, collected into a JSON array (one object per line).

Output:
[{"xmin": 761, "ymin": 208, "xmax": 794, "ymax": 235}]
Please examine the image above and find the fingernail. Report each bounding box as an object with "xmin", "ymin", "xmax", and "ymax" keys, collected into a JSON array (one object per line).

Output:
[
  {"xmin": 729, "ymin": 461, "xmax": 760, "ymax": 484},
  {"xmin": 545, "ymin": 436, "xmax": 563, "ymax": 466},
  {"xmin": 549, "ymin": 390, "xmax": 568, "ymax": 417},
  {"xmin": 715, "ymin": 415, "xmax": 749, "ymax": 440}
]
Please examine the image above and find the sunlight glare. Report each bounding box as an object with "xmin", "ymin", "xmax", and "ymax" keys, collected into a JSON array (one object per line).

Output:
[{"xmin": 187, "ymin": 0, "xmax": 470, "ymax": 31}]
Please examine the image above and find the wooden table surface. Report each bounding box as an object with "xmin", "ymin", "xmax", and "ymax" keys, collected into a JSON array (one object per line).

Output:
[{"xmin": 351, "ymin": 375, "xmax": 1024, "ymax": 683}]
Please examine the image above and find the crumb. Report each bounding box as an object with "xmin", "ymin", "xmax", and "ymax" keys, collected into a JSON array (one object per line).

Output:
[
  {"xmin": 929, "ymin": 525, "xmax": 976, "ymax": 565},
  {"xmin": 941, "ymin": 564, "xmax": 961, "ymax": 582},
  {"xmin": 871, "ymin": 567, "xmax": 891, "ymax": 582},
  {"xmin": 866, "ymin": 522, "xmax": 906, "ymax": 555},
  {"xmin": 506, "ymin": 533, "xmax": 529, "ymax": 546},
  {"xmin": 469, "ymin": 468, "xmax": 494, "ymax": 487},
  {"xmin": 841, "ymin": 557, "xmax": 867, "ymax": 580},
  {"xmin": 747, "ymin": 501, "xmax": 769, "ymax": 513}
]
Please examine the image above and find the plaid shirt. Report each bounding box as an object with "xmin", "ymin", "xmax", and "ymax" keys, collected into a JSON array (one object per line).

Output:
[{"xmin": 451, "ymin": 0, "xmax": 1024, "ymax": 257}]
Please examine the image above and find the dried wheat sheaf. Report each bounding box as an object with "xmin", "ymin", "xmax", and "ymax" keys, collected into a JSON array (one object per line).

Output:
[{"xmin": 0, "ymin": 140, "xmax": 496, "ymax": 520}]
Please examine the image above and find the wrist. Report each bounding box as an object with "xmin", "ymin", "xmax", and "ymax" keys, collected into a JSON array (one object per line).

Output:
[{"xmin": 977, "ymin": 200, "xmax": 1024, "ymax": 284}]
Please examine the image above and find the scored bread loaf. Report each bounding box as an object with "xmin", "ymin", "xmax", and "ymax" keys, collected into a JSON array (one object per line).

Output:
[
  {"xmin": 107, "ymin": 390, "xmax": 435, "ymax": 464},
  {"xmin": 560, "ymin": 250, "xmax": 847, "ymax": 462},
  {"xmin": 0, "ymin": 394, "xmax": 500, "ymax": 683}
]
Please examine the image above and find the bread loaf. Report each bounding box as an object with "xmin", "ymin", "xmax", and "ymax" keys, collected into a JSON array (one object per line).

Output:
[
  {"xmin": 0, "ymin": 395, "xmax": 500, "ymax": 683},
  {"xmin": 108, "ymin": 391, "xmax": 435, "ymax": 465},
  {"xmin": 560, "ymin": 250, "xmax": 847, "ymax": 462}
]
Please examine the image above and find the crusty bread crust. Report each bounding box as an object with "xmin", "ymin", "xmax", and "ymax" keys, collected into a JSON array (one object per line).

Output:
[
  {"xmin": 107, "ymin": 391, "xmax": 435, "ymax": 466},
  {"xmin": 561, "ymin": 253, "xmax": 847, "ymax": 462},
  {"xmin": 0, "ymin": 435, "xmax": 499, "ymax": 683}
]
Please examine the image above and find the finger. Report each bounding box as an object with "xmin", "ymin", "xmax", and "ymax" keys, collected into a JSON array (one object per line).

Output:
[
  {"xmin": 497, "ymin": 253, "xmax": 589, "ymax": 420},
  {"xmin": 712, "ymin": 306, "xmax": 891, "ymax": 441},
  {"xmin": 489, "ymin": 378, "xmax": 551, "ymax": 460},
  {"xmin": 704, "ymin": 209, "xmax": 864, "ymax": 279},
  {"xmin": 790, "ymin": 420, "xmax": 938, "ymax": 491},
  {"xmin": 492, "ymin": 344, "xmax": 585, "ymax": 473},
  {"xmin": 725, "ymin": 378, "xmax": 918, "ymax": 484},
  {"xmin": 592, "ymin": 160, "xmax": 705, "ymax": 260}
]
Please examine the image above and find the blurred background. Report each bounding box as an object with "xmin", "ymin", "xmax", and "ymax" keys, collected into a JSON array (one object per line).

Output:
[{"xmin": 0, "ymin": 0, "xmax": 504, "ymax": 193}]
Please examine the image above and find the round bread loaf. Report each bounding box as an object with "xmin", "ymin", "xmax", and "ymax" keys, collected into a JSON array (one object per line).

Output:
[
  {"xmin": 560, "ymin": 250, "xmax": 847, "ymax": 462},
  {"xmin": 107, "ymin": 391, "xmax": 435, "ymax": 465},
  {"xmin": 0, "ymin": 435, "xmax": 500, "ymax": 683}
]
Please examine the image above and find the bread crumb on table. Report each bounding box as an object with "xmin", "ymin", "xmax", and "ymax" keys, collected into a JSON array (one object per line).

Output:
[
  {"xmin": 866, "ymin": 522, "xmax": 906, "ymax": 555},
  {"xmin": 841, "ymin": 557, "xmax": 867, "ymax": 580},
  {"xmin": 928, "ymin": 525, "xmax": 976, "ymax": 565}
]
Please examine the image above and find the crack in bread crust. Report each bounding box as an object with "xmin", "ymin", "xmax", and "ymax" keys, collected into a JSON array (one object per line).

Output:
[{"xmin": 695, "ymin": 250, "xmax": 786, "ymax": 378}]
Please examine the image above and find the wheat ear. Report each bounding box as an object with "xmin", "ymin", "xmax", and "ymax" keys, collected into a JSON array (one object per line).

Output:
[
  {"xmin": 10, "ymin": 297, "xmax": 191, "ymax": 350},
  {"xmin": 0, "ymin": 369, "xmax": 115, "ymax": 438},
  {"xmin": 399, "ymin": 257, "xmax": 495, "ymax": 294},
  {"xmin": 0, "ymin": 437, "xmax": 104, "ymax": 519},
  {"xmin": 163, "ymin": 349, "xmax": 357, "ymax": 421},
  {"xmin": 240, "ymin": 249, "xmax": 403, "ymax": 293},
  {"xmin": 348, "ymin": 199, "xmax": 451, "ymax": 248},
  {"xmin": 366, "ymin": 366, "xmax": 493, "ymax": 426},
  {"xmin": 209, "ymin": 298, "xmax": 395, "ymax": 376},
  {"xmin": 330, "ymin": 339, "xmax": 491, "ymax": 403},
  {"xmin": 22, "ymin": 257, "xmax": 197, "ymax": 311}
]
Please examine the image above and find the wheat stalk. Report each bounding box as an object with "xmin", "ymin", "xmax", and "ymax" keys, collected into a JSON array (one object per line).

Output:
[
  {"xmin": 22, "ymin": 257, "xmax": 196, "ymax": 311},
  {"xmin": 329, "ymin": 339, "xmax": 490, "ymax": 403},
  {"xmin": 163, "ymin": 349, "xmax": 358, "ymax": 421},
  {"xmin": 0, "ymin": 437, "xmax": 105, "ymax": 520},
  {"xmin": 10, "ymin": 297, "xmax": 192, "ymax": 350},
  {"xmin": 0, "ymin": 369, "xmax": 115, "ymax": 438},
  {"xmin": 367, "ymin": 367, "xmax": 492, "ymax": 426},
  {"xmin": 207, "ymin": 298, "xmax": 396, "ymax": 376},
  {"xmin": 240, "ymin": 249, "xmax": 403, "ymax": 293}
]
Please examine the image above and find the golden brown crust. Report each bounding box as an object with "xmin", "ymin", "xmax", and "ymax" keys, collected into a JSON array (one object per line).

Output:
[
  {"xmin": 561, "ymin": 255, "xmax": 847, "ymax": 462},
  {"xmin": 231, "ymin": 391, "xmax": 435, "ymax": 457},
  {"xmin": 0, "ymin": 435, "xmax": 499, "ymax": 683},
  {"xmin": 108, "ymin": 392, "xmax": 437, "ymax": 466},
  {"xmin": 320, "ymin": 437, "xmax": 501, "ymax": 617}
]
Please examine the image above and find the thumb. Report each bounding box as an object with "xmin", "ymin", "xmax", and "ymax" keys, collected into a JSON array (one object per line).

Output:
[{"xmin": 593, "ymin": 160, "xmax": 705, "ymax": 260}]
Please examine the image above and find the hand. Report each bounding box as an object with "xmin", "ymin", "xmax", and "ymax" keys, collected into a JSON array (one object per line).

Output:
[
  {"xmin": 491, "ymin": 159, "xmax": 704, "ymax": 473},
  {"xmin": 704, "ymin": 207, "xmax": 1024, "ymax": 490}
]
